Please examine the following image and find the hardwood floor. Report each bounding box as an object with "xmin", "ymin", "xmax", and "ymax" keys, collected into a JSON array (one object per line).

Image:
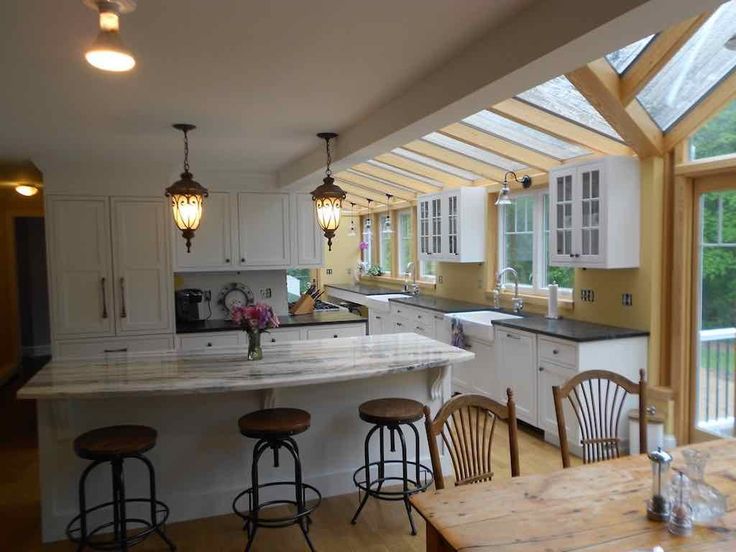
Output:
[{"xmin": 2, "ymin": 383, "xmax": 570, "ymax": 551}]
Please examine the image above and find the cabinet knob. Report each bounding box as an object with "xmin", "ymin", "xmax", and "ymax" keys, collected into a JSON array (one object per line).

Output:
[
  {"xmin": 207, "ymin": 342, "xmax": 212, "ymax": 347},
  {"xmin": 225, "ymin": 258, "xmax": 230, "ymax": 263},
  {"xmin": 574, "ymin": 254, "xmax": 581, "ymax": 258},
  {"xmin": 240, "ymin": 257, "xmax": 246, "ymax": 263},
  {"xmin": 375, "ymin": 316, "xmax": 381, "ymax": 319},
  {"xmin": 333, "ymin": 334, "xmax": 338, "ymax": 338},
  {"xmin": 271, "ymin": 338, "xmax": 276, "ymax": 343},
  {"xmin": 397, "ymin": 322, "xmax": 403, "ymax": 327},
  {"xmin": 539, "ymin": 366, "xmax": 544, "ymax": 372},
  {"xmin": 417, "ymin": 314, "xmax": 422, "ymax": 319},
  {"xmin": 553, "ymin": 349, "xmax": 559, "ymax": 355}
]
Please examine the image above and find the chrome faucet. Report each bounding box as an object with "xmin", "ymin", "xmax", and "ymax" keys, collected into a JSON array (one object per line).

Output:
[
  {"xmin": 496, "ymin": 267, "xmax": 524, "ymax": 313},
  {"xmin": 403, "ymin": 262, "xmax": 420, "ymax": 295}
]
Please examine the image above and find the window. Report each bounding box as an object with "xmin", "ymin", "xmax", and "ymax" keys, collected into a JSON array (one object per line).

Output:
[
  {"xmin": 379, "ymin": 214, "xmax": 393, "ymax": 273},
  {"xmin": 286, "ymin": 269, "xmax": 313, "ymax": 301},
  {"xmin": 420, "ymin": 261, "xmax": 437, "ymax": 283},
  {"xmin": 690, "ymin": 98, "xmax": 736, "ymax": 160},
  {"xmin": 498, "ymin": 190, "xmax": 574, "ymax": 294},
  {"xmin": 361, "ymin": 217, "xmax": 372, "ymax": 266},
  {"xmin": 605, "ymin": 35, "xmax": 654, "ymax": 74},
  {"xmin": 397, "ymin": 209, "xmax": 412, "ymax": 275}
]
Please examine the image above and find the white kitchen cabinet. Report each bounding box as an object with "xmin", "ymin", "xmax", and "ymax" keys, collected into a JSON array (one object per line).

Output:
[
  {"xmin": 112, "ymin": 198, "xmax": 172, "ymax": 335},
  {"xmin": 369, "ymin": 310, "xmax": 389, "ymax": 335},
  {"xmin": 178, "ymin": 332, "xmax": 240, "ymax": 352},
  {"xmin": 453, "ymin": 336, "xmax": 500, "ymax": 401},
  {"xmin": 173, "ymin": 191, "xmax": 234, "ymax": 271},
  {"xmin": 495, "ymin": 328, "xmax": 537, "ymax": 425},
  {"xmin": 293, "ymin": 193, "xmax": 324, "ymax": 267},
  {"xmin": 47, "ymin": 197, "xmax": 114, "ymax": 338},
  {"xmin": 537, "ymin": 362, "xmax": 576, "ymax": 444},
  {"xmin": 306, "ymin": 324, "xmax": 366, "ymax": 340},
  {"xmin": 417, "ymin": 187, "xmax": 486, "ymax": 263},
  {"xmin": 266, "ymin": 328, "xmax": 303, "ymax": 343},
  {"xmin": 237, "ymin": 192, "xmax": 291, "ymax": 268},
  {"xmin": 55, "ymin": 335, "xmax": 175, "ymax": 359},
  {"xmin": 549, "ymin": 155, "xmax": 639, "ymax": 269}
]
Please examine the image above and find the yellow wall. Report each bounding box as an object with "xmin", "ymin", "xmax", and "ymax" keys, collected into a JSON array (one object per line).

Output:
[{"xmin": 319, "ymin": 217, "xmax": 362, "ymax": 286}]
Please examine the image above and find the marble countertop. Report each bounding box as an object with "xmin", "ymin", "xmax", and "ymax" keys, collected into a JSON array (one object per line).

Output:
[
  {"xmin": 324, "ymin": 283, "xmax": 403, "ymax": 296},
  {"xmin": 177, "ymin": 311, "xmax": 367, "ymax": 334},
  {"xmin": 492, "ymin": 316, "xmax": 649, "ymax": 342},
  {"xmin": 18, "ymin": 333, "xmax": 473, "ymax": 400},
  {"xmin": 389, "ymin": 295, "xmax": 490, "ymax": 314}
]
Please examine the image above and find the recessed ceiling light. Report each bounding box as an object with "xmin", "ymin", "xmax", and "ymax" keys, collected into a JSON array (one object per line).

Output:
[
  {"xmin": 15, "ymin": 185, "xmax": 39, "ymax": 197},
  {"xmin": 83, "ymin": 0, "xmax": 137, "ymax": 72}
]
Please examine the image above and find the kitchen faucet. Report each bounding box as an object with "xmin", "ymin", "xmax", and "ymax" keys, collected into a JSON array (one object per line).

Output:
[
  {"xmin": 403, "ymin": 262, "xmax": 420, "ymax": 295},
  {"xmin": 495, "ymin": 267, "xmax": 524, "ymax": 313}
]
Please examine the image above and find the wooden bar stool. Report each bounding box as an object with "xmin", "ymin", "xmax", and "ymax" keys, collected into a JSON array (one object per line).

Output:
[
  {"xmin": 66, "ymin": 425, "xmax": 176, "ymax": 551},
  {"xmin": 350, "ymin": 398, "xmax": 432, "ymax": 535},
  {"xmin": 232, "ymin": 408, "xmax": 321, "ymax": 552}
]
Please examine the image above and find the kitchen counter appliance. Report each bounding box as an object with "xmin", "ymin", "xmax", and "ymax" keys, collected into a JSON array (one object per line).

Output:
[{"xmin": 175, "ymin": 288, "xmax": 210, "ymax": 322}]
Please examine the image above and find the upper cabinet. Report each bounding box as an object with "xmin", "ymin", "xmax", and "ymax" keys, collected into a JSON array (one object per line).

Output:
[
  {"xmin": 48, "ymin": 196, "xmax": 173, "ymax": 339},
  {"xmin": 549, "ymin": 156, "xmax": 640, "ymax": 269},
  {"xmin": 173, "ymin": 191, "xmax": 321, "ymax": 271},
  {"xmin": 417, "ymin": 187, "xmax": 486, "ymax": 263}
]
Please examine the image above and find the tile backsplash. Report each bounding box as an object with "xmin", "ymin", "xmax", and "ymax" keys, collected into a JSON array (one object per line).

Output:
[{"xmin": 174, "ymin": 270, "xmax": 288, "ymax": 319}]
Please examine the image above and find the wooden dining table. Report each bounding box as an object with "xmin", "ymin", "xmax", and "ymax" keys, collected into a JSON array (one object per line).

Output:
[{"xmin": 411, "ymin": 439, "xmax": 736, "ymax": 551}]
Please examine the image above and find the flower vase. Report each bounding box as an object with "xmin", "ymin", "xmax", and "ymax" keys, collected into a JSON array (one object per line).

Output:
[{"xmin": 247, "ymin": 330, "xmax": 263, "ymax": 361}]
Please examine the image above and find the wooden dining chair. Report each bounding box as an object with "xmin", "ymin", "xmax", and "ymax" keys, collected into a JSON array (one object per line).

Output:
[
  {"xmin": 423, "ymin": 390, "xmax": 520, "ymax": 490},
  {"xmin": 553, "ymin": 369, "xmax": 647, "ymax": 468}
]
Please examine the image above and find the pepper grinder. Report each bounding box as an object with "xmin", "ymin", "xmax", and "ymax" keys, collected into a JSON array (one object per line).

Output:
[
  {"xmin": 647, "ymin": 447, "xmax": 672, "ymax": 521},
  {"xmin": 668, "ymin": 470, "xmax": 694, "ymax": 536}
]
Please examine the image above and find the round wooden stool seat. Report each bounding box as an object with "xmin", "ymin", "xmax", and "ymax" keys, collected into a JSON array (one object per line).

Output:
[
  {"xmin": 73, "ymin": 425, "xmax": 157, "ymax": 460},
  {"xmin": 238, "ymin": 408, "xmax": 311, "ymax": 439},
  {"xmin": 359, "ymin": 398, "xmax": 424, "ymax": 425}
]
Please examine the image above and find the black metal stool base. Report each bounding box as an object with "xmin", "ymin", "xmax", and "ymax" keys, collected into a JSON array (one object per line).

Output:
[
  {"xmin": 66, "ymin": 498, "xmax": 174, "ymax": 551},
  {"xmin": 351, "ymin": 423, "xmax": 432, "ymax": 536}
]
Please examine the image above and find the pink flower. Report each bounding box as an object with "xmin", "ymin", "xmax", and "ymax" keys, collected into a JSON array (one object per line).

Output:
[
  {"xmin": 230, "ymin": 303, "xmax": 279, "ymax": 332},
  {"xmin": 359, "ymin": 241, "xmax": 368, "ymax": 251}
]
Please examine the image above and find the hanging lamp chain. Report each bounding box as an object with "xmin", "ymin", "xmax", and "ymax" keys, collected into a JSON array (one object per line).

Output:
[
  {"xmin": 182, "ymin": 129, "xmax": 190, "ymax": 173},
  {"xmin": 325, "ymin": 136, "xmax": 333, "ymax": 177}
]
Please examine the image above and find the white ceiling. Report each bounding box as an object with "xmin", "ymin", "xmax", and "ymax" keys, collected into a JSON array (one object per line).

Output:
[{"xmin": 0, "ymin": 0, "xmax": 533, "ymax": 176}]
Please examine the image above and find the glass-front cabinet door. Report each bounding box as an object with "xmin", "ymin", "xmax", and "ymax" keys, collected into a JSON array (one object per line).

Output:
[
  {"xmin": 418, "ymin": 198, "xmax": 431, "ymax": 258},
  {"xmin": 446, "ymin": 192, "xmax": 459, "ymax": 257},
  {"xmin": 549, "ymin": 169, "xmax": 575, "ymax": 265},
  {"xmin": 577, "ymin": 163, "xmax": 604, "ymax": 264},
  {"xmin": 431, "ymin": 195, "xmax": 443, "ymax": 257}
]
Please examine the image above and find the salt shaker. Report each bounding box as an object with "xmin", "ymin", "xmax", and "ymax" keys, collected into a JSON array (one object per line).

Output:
[{"xmin": 668, "ymin": 470, "xmax": 693, "ymax": 536}]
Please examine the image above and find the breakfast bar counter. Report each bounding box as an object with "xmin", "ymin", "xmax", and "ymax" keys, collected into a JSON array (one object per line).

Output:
[{"xmin": 19, "ymin": 333, "xmax": 472, "ymax": 542}]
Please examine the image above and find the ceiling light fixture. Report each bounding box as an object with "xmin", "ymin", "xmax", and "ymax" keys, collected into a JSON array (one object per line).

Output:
[
  {"xmin": 15, "ymin": 185, "xmax": 39, "ymax": 197},
  {"xmin": 311, "ymin": 132, "xmax": 346, "ymax": 251},
  {"xmin": 83, "ymin": 0, "xmax": 137, "ymax": 72},
  {"xmin": 165, "ymin": 124, "xmax": 209, "ymax": 253},
  {"xmin": 347, "ymin": 202, "xmax": 357, "ymax": 236},
  {"xmin": 495, "ymin": 171, "xmax": 532, "ymax": 206},
  {"xmin": 383, "ymin": 194, "xmax": 394, "ymax": 233}
]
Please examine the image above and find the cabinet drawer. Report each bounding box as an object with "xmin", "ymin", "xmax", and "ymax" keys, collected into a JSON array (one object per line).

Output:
[
  {"xmin": 179, "ymin": 333, "xmax": 240, "ymax": 351},
  {"xmin": 266, "ymin": 329, "xmax": 302, "ymax": 344},
  {"xmin": 411, "ymin": 321, "xmax": 435, "ymax": 337},
  {"xmin": 56, "ymin": 335, "xmax": 174, "ymax": 358},
  {"xmin": 306, "ymin": 325, "xmax": 366, "ymax": 340},
  {"xmin": 538, "ymin": 337, "xmax": 577, "ymax": 367}
]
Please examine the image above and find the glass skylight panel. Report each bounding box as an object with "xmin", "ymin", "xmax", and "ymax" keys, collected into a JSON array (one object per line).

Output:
[
  {"xmin": 637, "ymin": 2, "xmax": 736, "ymax": 131},
  {"xmin": 365, "ymin": 159, "xmax": 442, "ymax": 186},
  {"xmin": 391, "ymin": 148, "xmax": 482, "ymax": 180},
  {"xmin": 462, "ymin": 110, "xmax": 590, "ymax": 160},
  {"xmin": 517, "ymin": 76, "xmax": 623, "ymax": 140},
  {"xmin": 346, "ymin": 169, "xmax": 434, "ymax": 192},
  {"xmin": 422, "ymin": 132, "xmax": 525, "ymax": 171},
  {"xmin": 606, "ymin": 35, "xmax": 654, "ymax": 74}
]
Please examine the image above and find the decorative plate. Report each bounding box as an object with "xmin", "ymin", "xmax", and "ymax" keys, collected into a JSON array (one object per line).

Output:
[{"xmin": 217, "ymin": 283, "xmax": 254, "ymax": 316}]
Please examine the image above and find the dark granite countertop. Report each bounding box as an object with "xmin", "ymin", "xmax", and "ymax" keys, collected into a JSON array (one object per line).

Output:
[
  {"xmin": 324, "ymin": 283, "xmax": 404, "ymax": 296},
  {"xmin": 389, "ymin": 295, "xmax": 491, "ymax": 314},
  {"xmin": 177, "ymin": 311, "xmax": 367, "ymax": 334},
  {"xmin": 491, "ymin": 316, "xmax": 649, "ymax": 343}
]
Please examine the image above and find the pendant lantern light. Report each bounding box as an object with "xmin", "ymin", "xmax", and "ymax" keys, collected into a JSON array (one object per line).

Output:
[
  {"xmin": 495, "ymin": 171, "xmax": 532, "ymax": 206},
  {"xmin": 383, "ymin": 194, "xmax": 393, "ymax": 234},
  {"xmin": 311, "ymin": 132, "xmax": 346, "ymax": 251},
  {"xmin": 165, "ymin": 124, "xmax": 209, "ymax": 253},
  {"xmin": 83, "ymin": 0, "xmax": 137, "ymax": 72},
  {"xmin": 347, "ymin": 202, "xmax": 357, "ymax": 236}
]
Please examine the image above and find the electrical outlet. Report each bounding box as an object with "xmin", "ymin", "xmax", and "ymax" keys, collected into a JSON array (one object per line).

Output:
[
  {"xmin": 438, "ymin": 275, "xmax": 444, "ymax": 284},
  {"xmin": 622, "ymin": 293, "xmax": 633, "ymax": 306},
  {"xmin": 580, "ymin": 289, "xmax": 596, "ymax": 302},
  {"xmin": 326, "ymin": 268, "xmax": 333, "ymax": 275},
  {"xmin": 260, "ymin": 288, "xmax": 272, "ymax": 299}
]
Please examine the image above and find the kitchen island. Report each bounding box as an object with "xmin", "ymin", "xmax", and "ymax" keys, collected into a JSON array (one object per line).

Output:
[{"xmin": 18, "ymin": 333, "xmax": 472, "ymax": 542}]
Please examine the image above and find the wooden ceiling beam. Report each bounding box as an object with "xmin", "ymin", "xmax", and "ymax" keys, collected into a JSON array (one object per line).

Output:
[
  {"xmin": 339, "ymin": 182, "xmax": 414, "ymax": 210},
  {"xmin": 490, "ymin": 98, "xmax": 634, "ymax": 156},
  {"xmin": 439, "ymin": 123, "xmax": 561, "ymax": 170},
  {"xmin": 374, "ymin": 152, "xmax": 469, "ymax": 188},
  {"xmin": 664, "ymin": 70, "xmax": 736, "ymax": 151},
  {"xmin": 401, "ymin": 140, "xmax": 507, "ymax": 183},
  {"xmin": 620, "ymin": 12, "xmax": 711, "ymax": 106},
  {"xmin": 343, "ymin": 193, "xmax": 370, "ymax": 209},
  {"xmin": 340, "ymin": 169, "xmax": 432, "ymax": 195},
  {"xmin": 335, "ymin": 177, "xmax": 417, "ymax": 201},
  {"xmin": 567, "ymin": 58, "xmax": 663, "ymax": 157},
  {"xmin": 350, "ymin": 163, "xmax": 440, "ymax": 194}
]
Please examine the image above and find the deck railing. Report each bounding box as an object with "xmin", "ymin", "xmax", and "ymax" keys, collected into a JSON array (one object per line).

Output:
[{"xmin": 698, "ymin": 328, "xmax": 736, "ymax": 430}]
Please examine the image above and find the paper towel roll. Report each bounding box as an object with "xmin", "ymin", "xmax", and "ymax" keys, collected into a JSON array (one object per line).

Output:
[{"xmin": 547, "ymin": 283, "xmax": 559, "ymax": 319}]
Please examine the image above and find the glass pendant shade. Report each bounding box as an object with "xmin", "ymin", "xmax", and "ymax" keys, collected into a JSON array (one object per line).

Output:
[
  {"xmin": 15, "ymin": 185, "xmax": 39, "ymax": 197},
  {"xmin": 383, "ymin": 215, "xmax": 393, "ymax": 233},
  {"xmin": 165, "ymin": 171, "xmax": 208, "ymax": 253},
  {"xmin": 312, "ymin": 175, "xmax": 346, "ymax": 251},
  {"xmin": 495, "ymin": 185, "xmax": 512, "ymax": 206},
  {"xmin": 348, "ymin": 217, "xmax": 357, "ymax": 237}
]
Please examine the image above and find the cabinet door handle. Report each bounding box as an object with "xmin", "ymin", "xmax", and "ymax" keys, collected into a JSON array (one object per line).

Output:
[
  {"xmin": 553, "ymin": 349, "xmax": 560, "ymax": 355},
  {"xmin": 396, "ymin": 322, "xmax": 403, "ymax": 327},
  {"xmin": 207, "ymin": 342, "xmax": 213, "ymax": 347},
  {"xmin": 333, "ymin": 334, "xmax": 338, "ymax": 338},
  {"xmin": 375, "ymin": 316, "xmax": 381, "ymax": 320},
  {"xmin": 271, "ymin": 338, "xmax": 276, "ymax": 343},
  {"xmin": 415, "ymin": 326, "xmax": 424, "ymax": 332},
  {"xmin": 119, "ymin": 277, "xmax": 127, "ymax": 318},
  {"xmin": 434, "ymin": 315, "xmax": 443, "ymax": 321},
  {"xmin": 104, "ymin": 347, "xmax": 128, "ymax": 353},
  {"xmin": 101, "ymin": 277, "xmax": 108, "ymax": 319},
  {"xmin": 539, "ymin": 366, "xmax": 544, "ymax": 372},
  {"xmin": 506, "ymin": 333, "xmax": 520, "ymax": 340}
]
